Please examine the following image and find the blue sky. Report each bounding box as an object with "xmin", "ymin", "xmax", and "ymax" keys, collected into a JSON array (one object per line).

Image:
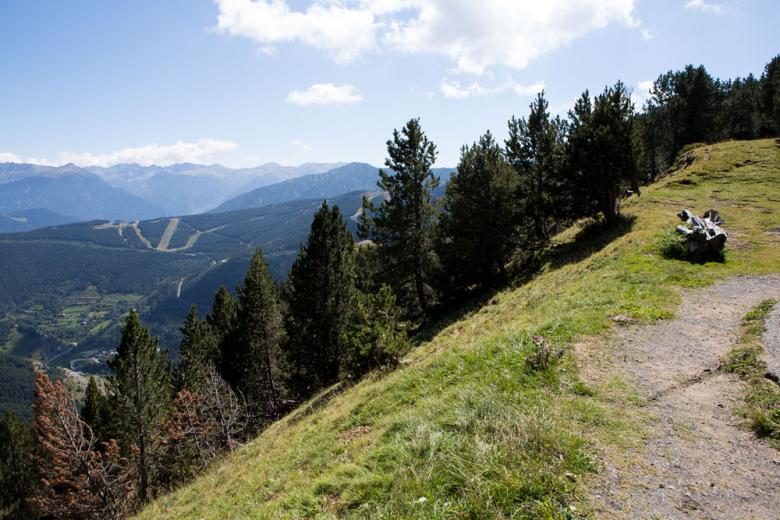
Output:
[{"xmin": 0, "ymin": 0, "xmax": 777, "ymax": 168}]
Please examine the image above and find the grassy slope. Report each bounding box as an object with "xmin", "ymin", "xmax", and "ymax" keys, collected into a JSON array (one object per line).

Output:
[
  {"xmin": 722, "ymin": 299, "xmax": 780, "ymax": 447},
  {"xmin": 139, "ymin": 139, "xmax": 780, "ymax": 519}
]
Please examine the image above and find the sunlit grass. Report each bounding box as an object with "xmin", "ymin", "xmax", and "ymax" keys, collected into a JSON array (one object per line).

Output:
[
  {"xmin": 138, "ymin": 139, "xmax": 780, "ymax": 519},
  {"xmin": 723, "ymin": 299, "xmax": 780, "ymax": 448}
]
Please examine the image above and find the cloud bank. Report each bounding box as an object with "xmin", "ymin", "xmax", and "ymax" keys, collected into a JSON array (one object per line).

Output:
[
  {"xmin": 286, "ymin": 83, "xmax": 363, "ymax": 106},
  {"xmin": 685, "ymin": 0, "xmax": 723, "ymax": 14},
  {"xmin": 440, "ymin": 79, "xmax": 545, "ymax": 99},
  {"xmin": 215, "ymin": 0, "xmax": 641, "ymax": 74},
  {"xmin": 0, "ymin": 138, "xmax": 238, "ymax": 167}
]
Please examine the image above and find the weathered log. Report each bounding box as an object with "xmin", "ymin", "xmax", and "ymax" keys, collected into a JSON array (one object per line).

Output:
[{"xmin": 675, "ymin": 208, "xmax": 727, "ymax": 254}]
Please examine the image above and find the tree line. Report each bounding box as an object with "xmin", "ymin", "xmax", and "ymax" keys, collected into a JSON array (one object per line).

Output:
[{"xmin": 1, "ymin": 55, "xmax": 778, "ymax": 519}]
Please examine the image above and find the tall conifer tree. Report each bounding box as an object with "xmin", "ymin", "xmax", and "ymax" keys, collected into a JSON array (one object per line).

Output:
[
  {"xmin": 81, "ymin": 376, "xmax": 109, "ymax": 442},
  {"xmin": 761, "ymin": 55, "xmax": 780, "ymax": 135},
  {"xmin": 207, "ymin": 287, "xmax": 237, "ymax": 342},
  {"xmin": 207, "ymin": 286, "xmax": 238, "ymax": 374},
  {"xmin": 108, "ymin": 310, "xmax": 172, "ymax": 503},
  {"xmin": 359, "ymin": 117, "xmax": 439, "ymax": 318},
  {"xmin": 505, "ymin": 91, "xmax": 567, "ymax": 244},
  {"xmin": 177, "ymin": 305, "xmax": 218, "ymax": 392},
  {"xmin": 223, "ymin": 249, "xmax": 282, "ymax": 424},
  {"xmin": 283, "ymin": 202, "xmax": 356, "ymax": 398},
  {"xmin": 567, "ymin": 82, "xmax": 638, "ymax": 224},
  {"xmin": 0, "ymin": 411, "xmax": 35, "ymax": 519},
  {"xmin": 438, "ymin": 131, "xmax": 521, "ymax": 293}
]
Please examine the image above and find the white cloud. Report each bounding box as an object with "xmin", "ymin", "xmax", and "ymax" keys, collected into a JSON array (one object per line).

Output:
[
  {"xmin": 290, "ymin": 138, "xmax": 311, "ymax": 152},
  {"xmin": 440, "ymin": 79, "xmax": 544, "ymax": 99},
  {"xmin": 286, "ymin": 83, "xmax": 363, "ymax": 106},
  {"xmin": 0, "ymin": 152, "xmax": 22, "ymax": 163},
  {"xmin": 382, "ymin": 0, "xmax": 639, "ymax": 74},
  {"xmin": 685, "ymin": 0, "xmax": 722, "ymax": 14},
  {"xmin": 1, "ymin": 139, "xmax": 238, "ymax": 167},
  {"xmin": 214, "ymin": 0, "xmax": 376, "ymax": 63},
  {"xmin": 631, "ymin": 79, "xmax": 654, "ymax": 108},
  {"xmin": 215, "ymin": 0, "xmax": 642, "ymax": 74}
]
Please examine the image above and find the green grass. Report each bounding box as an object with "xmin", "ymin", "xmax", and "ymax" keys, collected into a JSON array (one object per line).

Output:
[
  {"xmin": 2, "ymin": 327, "xmax": 44, "ymax": 360},
  {"xmin": 138, "ymin": 139, "xmax": 780, "ymax": 519},
  {"xmin": 722, "ymin": 299, "xmax": 780, "ymax": 447}
]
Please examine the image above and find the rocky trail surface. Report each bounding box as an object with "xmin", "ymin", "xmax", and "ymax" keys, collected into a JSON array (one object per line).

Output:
[{"xmin": 584, "ymin": 275, "xmax": 780, "ymax": 519}]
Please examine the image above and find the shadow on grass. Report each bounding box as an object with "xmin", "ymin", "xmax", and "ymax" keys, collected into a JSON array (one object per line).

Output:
[
  {"xmin": 413, "ymin": 215, "xmax": 638, "ymax": 346},
  {"xmin": 542, "ymin": 214, "xmax": 637, "ymax": 271},
  {"xmin": 655, "ymin": 230, "xmax": 726, "ymax": 264}
]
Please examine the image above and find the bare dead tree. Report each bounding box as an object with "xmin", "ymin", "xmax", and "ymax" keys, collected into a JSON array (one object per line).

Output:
[
  {"xmin": 29, "ymin": 371, "xmax": 135, "ymax": 519},
  {"xmin": 163, "ymin": 366, "xmax": 247, "ymax": 484}
]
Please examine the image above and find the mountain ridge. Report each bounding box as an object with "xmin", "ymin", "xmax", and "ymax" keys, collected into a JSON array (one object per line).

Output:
[{"xmin": 214, "ymin": 162, "xmax": 455, "ymax": 213}]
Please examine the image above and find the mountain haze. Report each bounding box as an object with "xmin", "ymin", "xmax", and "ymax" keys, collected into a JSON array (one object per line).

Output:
[
  {"xmin": 214, "ymin": 163, "xmax": 455, "ymax": 213},
  {"xmin": 0, "ymin": 163, "xmax": 163, "ymax": 221},
  {"xmin": 87, "ymin": 162, "xmax": 343, "ymax": 216},
  {"xmin": 0, "ymin": 208, "xmax": 75, "ymax": 233}
]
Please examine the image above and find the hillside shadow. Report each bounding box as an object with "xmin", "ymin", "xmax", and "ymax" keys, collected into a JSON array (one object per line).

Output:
[
  {"xmin": 542, "ymin": 214, "xmax": 637, "ymax": 271},
  {"xmin": 412, "ymin": 215, "xmax": 637, "ymax": 346},
  {"xmin": 412, "ymin": 288, "xmax": 500, "ymax": 345}
]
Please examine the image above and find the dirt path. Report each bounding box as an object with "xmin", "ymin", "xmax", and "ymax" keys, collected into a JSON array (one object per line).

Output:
[
  {"xmin": 156, "ymin": 217, "xmax": 180, "ymax": 251},
  {"xmin": 584, "ymin": 275, "xmax": 780, "ymax": 519}
]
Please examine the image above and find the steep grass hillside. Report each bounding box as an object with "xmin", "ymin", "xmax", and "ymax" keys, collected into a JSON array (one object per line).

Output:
[{"xmin": 139, "ymin": 139, "xmax": 780, "ymax": 519}]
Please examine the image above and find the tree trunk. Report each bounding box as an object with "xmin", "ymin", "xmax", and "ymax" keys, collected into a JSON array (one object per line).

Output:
[
  {"xmin": 138, "ymin": 428, "xmax": 147, "ymax": 503},
  {"xmin": 602, "ymin": 189, "xmax": 619, "ymax": 225},
  {"xmin": 414, "ymin": 260, "xmax": 427, "ymax": 318}
]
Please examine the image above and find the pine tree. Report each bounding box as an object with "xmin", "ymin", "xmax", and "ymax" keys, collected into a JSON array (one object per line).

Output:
[
  {"xmin": 107, "ymin": 310, "xmax": 172, "ymax": 504},
  {"xmin": 283, "ymin": 202, "xmax": 356, "ymax": 398},
  {"xmin": 642, "ymin": 65, "xmax": 720, "ymax": 168},
  {"xmin": 761, "ymin": 55, "xmax": 780, "ymax": 135},
  {"xmin": 359, "ymin": 117, "xmax": 439, "ymax": 318},
  {"xmin": 722, "ymin": 75, "xmax": 762, "ymax": 139},
  {"xmin": 30, "ymin": 372, "xmax": 132, "ymax": 519},
  {"xmin": 505, "ymin": 91, "xmax": 568, "ymax": 244},
  {"xmin": 0, "ymin": 411, "xmax": 35, "ymax": 519},
  {"xmin": 223, "ymin": 249, "xmax": 282, "ymax": 425},
  {"xmin": 81, "ymin": 376, "xmax": 109, "ymax": 442},
  {"xmin": 568, "ymin": 83, "xmax": 638, "ymax": 225},
  {"xmin": 437, "ymin": 131, "xmax": 521, "ymax": 293},
  {"xmin": 341, "ymin": 285, "xmax": 409, "ymax": 381},
  {"xmin": 207, "ymin": 287, "xmax": 237, "ymax": 349},
  {"xmin": 177, "ymin": 305, "xmax": 218, "ymax": 392}
]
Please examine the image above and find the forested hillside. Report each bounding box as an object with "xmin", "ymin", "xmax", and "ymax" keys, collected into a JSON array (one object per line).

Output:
[
  {"xmin": 137, "ymin": 138, "xmax": 780, "ymax": 518},
  {"xmin": 0, "ymin": 191, "xmax": 371, "ymax": 427},
  {"xmin": 1, "ymin": 54, "xmax": 779, "ymax": 519}
]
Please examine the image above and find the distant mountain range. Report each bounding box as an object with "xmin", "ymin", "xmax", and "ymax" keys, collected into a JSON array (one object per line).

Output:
[
  {"xmin": 214, "ymin": 162, "xmax": 379, "ymax": 213},
  {"xmin": 0, "ymin": 160, "xmax": 453, "ymax": 232},
  {"xmin": 86, "ymin": 162, "xmax": 342, "ymax": 216},
  {"xmin": 0, "ymin": 208, "xmax": 76, "ymax": 233},
  {"xmin": 0, "ymin": 163, "xmax": 163, "ymax": 222},
  {"xmin": 0, "ymin": 161, "xmax": 344, "ymax": 226},
  {"xmin": 214, "ymin": 163, "xmax": 455, "ymax": 213}
]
